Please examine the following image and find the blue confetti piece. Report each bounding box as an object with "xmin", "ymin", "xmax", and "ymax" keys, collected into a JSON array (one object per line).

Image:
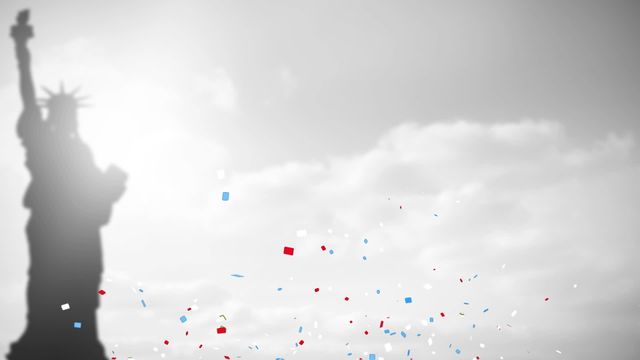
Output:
[
  {"xmin": 400, "ymin": 331, "xmax": 407, "ymax": 338},
  {"xmin": 404, "ymin": 297, "xmax": 412, "ymax": 304},
  {"xmin": 231, "ymin": 274, "xmax": 245, "ymax": 278},
  {"xmin": 347, "ymin": 353, "xmax": 352, "ymax": 356},
  {"xmin": 364, "ymin": 238, "xmax": 369, "ymax": 244},
  {"xmin": 138, "ymin": 288, "xmax": 144, "ymax": 293},
  {"xmin": 368, "ymin": 354, "xmax": 376, "ymax": 360},
  {"xmin": 277, "ymin": 287, "xmax": 283, "ymax": 291},
  {"xmin": 141, "ymin": 299, "xmax": 147, "ymax": 307},
  {"xmin": 221, "ymin": 191, "xmax": 230, "ymax": 201},
  {"xmin": 483, "ymin": 308, "xmax": 489, "ymax": 313},
  {"xmin": 376, "ymin": 289, "xmax": 381, "ymax": 294},
  {"xmin": 329, "ymin": 249, "xmax": 334, "ymax": 255},
  {"xmin": 180, "ymin": 315, "xmax": 187, "ymax": 323},
  {"xmin": 362, "ymin": 256, "xmax": 367, "ymax": 261},
  {"xmin": 464, "ymin": 301, "xmax": 470, "ymax": 305},
  {"xmin": 389, "ymin": 331, "xmax": 397, "ymax": 336},
  {"xmin": 407, "ymin": 349, "xmax": 411, "ymax": 356},
  {"xmin": 73, "ymin": 321, "xmax": 82, "ymax": 329},
  {"xmin": 384, "ymin": 329, "xmax": 390, "ymax": 334},
  {"xmin": 298, "ymin": 326, "xmax": 303, "ymax": 333},
  {"xmin": 472, "ymin": 324, "xmax": 476, "ymax": 328},
  {"xmin": 429, "ymin": 316, "xmax": 434, "ymax": 323},
  {"xmin": 455, "ymin": 348, "xmax": 461, "ymax": 354}
]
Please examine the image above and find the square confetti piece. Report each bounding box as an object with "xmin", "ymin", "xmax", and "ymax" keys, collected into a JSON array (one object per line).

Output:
[
  {"xmin": 283, "ymin": 246, "xmax": 294, "ymax": 256},
  {"xmin": 179, "ymin": 315, "xmax": 187, "ymax": 323},
  {"xmin": 217, "ymin": 326, "xmax": 227, "ymax": 334},
  {"xmin": 61, "ymin": 303, "xmax": 70, "ymax": 311},
  {"xmin": 221, "ymin": 192, "xmax": 230, "ymax": 201},
  {"xmin": 98, "ymin": 289, "xmax": 106, "ymax": 295},
  {"xmin": 73, "ymin": 322, "xmax": 82, "ymax": 329},
  {"xmin": 404, "ymin": 297, "xmax": 413, "ymax": 304}
]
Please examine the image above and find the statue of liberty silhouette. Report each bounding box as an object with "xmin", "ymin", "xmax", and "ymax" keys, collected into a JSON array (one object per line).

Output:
[{"xmin": 8, "ymin": 10, "xmax": 127, "ymax": 359}]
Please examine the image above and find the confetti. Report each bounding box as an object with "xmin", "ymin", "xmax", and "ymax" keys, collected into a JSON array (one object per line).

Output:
[
  {"xmin": 230, "ymin": 274, "xmax": 245, "ymax": 278},
  {"xmin": 61, "ymin": 303, "xmax": 70, "ymax": 311},
  {"xmin": 283, "ymin": 246, "xmax": 295, "ymax": 256},
  {"xmin": 404, "ymin": 297, "xmax": 413, "ymax": 304},
  {"xmin": 221, "ymin": 191, "xmax": 230, "ymax": 201},
  {"xmin": 141, "ymin": 299, "xmax": 147, "ymax": 308},
  {"xmin": 440, "ymin": 312, "xmax": 445, "ymax": 317},
  {"xmin": 321, "ymin": 245, "xmax": 326, "ymax": 251},
  {"xmin": 179, "ymin": 315, "xmax": 187, "ymax": 323},
  {"xmin": 217, "ymin": 326, "xmax": 227, "ymax": 334},
  {"xmin": 98, "ymin": 289, "xmax": 106, "ymax": 295},
  {"xmin": 298, "ymin": 340, "xmax": 304, "ymax": 345},
  {"xmin": 384, "ymin": 343, "xmax": 392, "ymax": 352},
  {"xmin": 164, "ymin": 340, "xmax": 169, "ymax": 345},
  {"xmin": 344, "ymin": 297, "xmax": 350, "ymax": 301},
  {"xmin": 73, "ymin": 322, "xmax": 82, "ymax": 329},
  {"xmin": 314, "ymin": 287, "xmax": 320, "ymax": 292}
]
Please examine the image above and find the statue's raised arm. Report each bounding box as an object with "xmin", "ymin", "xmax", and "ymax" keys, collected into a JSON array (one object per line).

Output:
[{"xmin": 11, "ymin": 10, "xmax": 43, "ymax": 139}]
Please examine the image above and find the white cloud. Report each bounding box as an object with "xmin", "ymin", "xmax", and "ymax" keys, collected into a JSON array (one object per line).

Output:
[{"xmin": 194, "ymin": 67, "xmax": 238, "ymax": 113}]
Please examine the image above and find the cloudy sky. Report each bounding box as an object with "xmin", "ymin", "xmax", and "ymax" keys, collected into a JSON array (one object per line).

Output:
[{"xmin": 1, "ymin": 0, "xmax": 639, "ymax": 359}]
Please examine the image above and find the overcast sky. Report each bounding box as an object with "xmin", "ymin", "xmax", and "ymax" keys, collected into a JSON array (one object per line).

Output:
[{"xmin": 1, "ymin": 1, "xmax": 639, "ymax": 359}]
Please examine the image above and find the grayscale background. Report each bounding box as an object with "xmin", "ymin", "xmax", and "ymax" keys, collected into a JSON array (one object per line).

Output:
[{"xmin": 1, "ymin": 0, "xmax": 639, "ymax": 359}]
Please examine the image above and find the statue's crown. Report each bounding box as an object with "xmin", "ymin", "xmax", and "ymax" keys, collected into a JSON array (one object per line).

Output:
[{"xmin": 38, "ymin": 82, "xmax": 90, "ymax": 109}]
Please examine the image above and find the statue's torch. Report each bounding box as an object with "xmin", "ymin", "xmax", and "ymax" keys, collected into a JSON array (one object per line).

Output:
[{"xmin": 11, "ymin": 10, "xmax": 34, "ymax": 42}]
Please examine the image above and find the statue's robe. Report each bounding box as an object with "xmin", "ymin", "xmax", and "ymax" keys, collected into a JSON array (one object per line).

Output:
[{"xmin": 8, "ymin": 106, "xmax": 119, "ymax": 360}]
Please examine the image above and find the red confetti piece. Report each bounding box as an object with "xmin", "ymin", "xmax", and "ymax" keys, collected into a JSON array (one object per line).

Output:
[
  {"xmin": 344, "ymin": 297, "xmax": 349, "ymax": 301},
  {"xmin": 545, "ymin": 297, "xmax": 550, "ymax": 301},
  {"xmin": 321, "ymin": 245, "xmax": 327, "ymax": 251},
  {"xmin": 299, "ymin": 340, "xmax": 304, "ymax": 345},
  {"xmin": 185, "ymin": 331, "xmax": 189, "ymax": 336},
  {"xmin": 349, "ymin": 320, "xmax": 353, "ymax": 324},
  {"xmin": 98, "ymin": 289, "xmax": 106, "ymax": 295},
  {"xmin": 199, "ymin": 344, "xmax": 203, "ymax": 349},
  {"xmin": 364, "ymin": 330, "xmax": 369, "ymax": 335},
  {"xmin": 224, "ymin": 356, "xmax": 230, "ymax": 360},
  {"xmin": 314, "ymin": 288, "xmax": 320, "ymax": 293},
  {"xmin": 164, "ymin": 340, "xmax": 169, "ymax": 345},
  {"xmin": 379, "ymin": 320, "xmax": 384, "ymax": 328},
  {"xmin": 187, "ymin": 307, "xmax": 192, "ymax": 311},
  {"xmin": 283, "ymin": 246, "xmax": 295, "ymax": 256},
  {"xmin": 440, "ymin": 312, "xmax": 446, "ymax": 317},
  {"xmin": 217, "ymin": 326, "xmax": 227, "ymax": 334},
  {"xmin": 459, "ymin": 278, "xmax": 463, "ymax": 283}
]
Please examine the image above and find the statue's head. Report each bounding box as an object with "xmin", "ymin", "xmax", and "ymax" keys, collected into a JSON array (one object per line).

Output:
[{"xmin": 40, "ymin": 83, "xmax": 88, "ymax": 136}]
